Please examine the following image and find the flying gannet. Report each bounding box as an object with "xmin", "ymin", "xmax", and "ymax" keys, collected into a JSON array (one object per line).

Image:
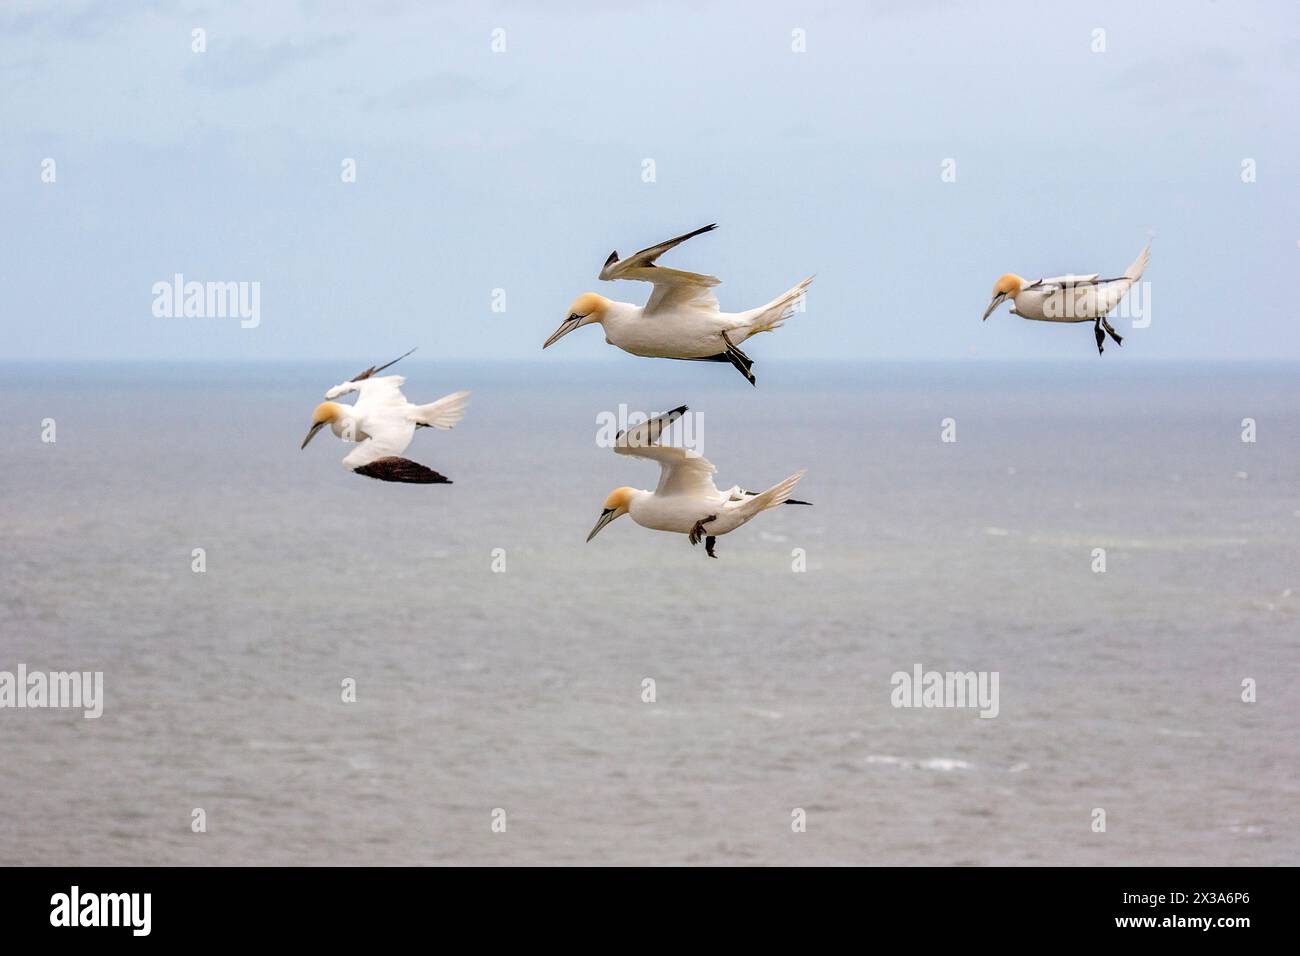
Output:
[
  {"xmin": 543, "ymin": 224, "xmax": 814, "ymax": 385},
  {"xmin": 982, "ymin": 241, "xmax": 1151, "ymax": 354},
  {"xmin": 300, "ymin": 349, "xmax": 469, "ymax": 483},
  {"xmin": 586, "ymin": 405, "xmax": 810, "ymax": 558}
]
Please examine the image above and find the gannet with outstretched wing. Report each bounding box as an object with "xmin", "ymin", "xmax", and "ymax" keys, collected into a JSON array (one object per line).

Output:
[
  {"xmin": 300, "ymin": 349, "xmax": 469, "ymax": 483},
  {"xmin": 543, "ymin": 224, "xmax": 814, "ymax": 385},
  {"xmin": 586, "ymin": 406, "xmax": 810, "ymax": 558},
  {"xmin": 983, "ymin": 241, "xmax": 1151, "ymax": 354}
]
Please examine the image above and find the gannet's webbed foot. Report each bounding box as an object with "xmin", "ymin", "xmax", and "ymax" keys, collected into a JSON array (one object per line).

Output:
[
  {"xmin": 1102, "ymin": 317, "xmax": 1123, "ymax": 346},
  {"xmin": 688, "ymin": 515, "xmax": 717, "ymax": 546},
  {"xmin": 720, "ymin": 330, "xmax": 756, "ymax": 387},
  {"xmin": 705, "ymin": 535, "xmax": 718, "ymax": 558},
  {"xmin": 1093, "ymin": 320, "xmax": 1105, "ymax": 355}
]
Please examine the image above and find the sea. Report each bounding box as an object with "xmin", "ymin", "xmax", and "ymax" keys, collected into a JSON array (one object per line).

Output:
[{"xmin": 1, "ymin": 360, "xmax": 1296, "ymax": 865}]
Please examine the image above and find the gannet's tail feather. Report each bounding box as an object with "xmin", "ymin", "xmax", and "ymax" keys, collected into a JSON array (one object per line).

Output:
[
  {"xmin": 1124, "ymin": 241, "xmax": 1151, "ymax": 282},
  {"xmin": 411, "ymin": 390, "xmax": 470, "ymax": 430},
  {"xmin": 745, "ymin": 470, "xmax": 807, "ymax": 514},
  {"xmin": 744, "ymin": 276, "xmax": 814, "ymax": 336}
]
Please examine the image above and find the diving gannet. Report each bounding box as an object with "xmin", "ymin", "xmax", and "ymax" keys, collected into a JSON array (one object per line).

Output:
[{"xmin": 301, "ymin": 350, "xmax": 469, "ymax": 484}]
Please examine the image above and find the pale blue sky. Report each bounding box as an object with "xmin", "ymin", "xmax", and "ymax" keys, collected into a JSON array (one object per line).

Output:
[{"xmin": 2, "ymin": 0, "xmax": 1297, "ymax": 361}]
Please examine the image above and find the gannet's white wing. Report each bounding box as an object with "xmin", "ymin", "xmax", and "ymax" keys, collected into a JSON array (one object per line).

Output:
[
  {"xmin": 324, "ymin": 348, "xmax": 417, "ymax": 399},
  {"xmin": 1035, "ymin": 273, "xmax": 1100, "ymax": 287},
  {"xmin": 617, "ymin": 443, "xmax": 719, "ymax": 498},
  {"xmin": 326, "ymin": 375, "xmax": 409, "ymax": 404},
  {"xmin": 613, "ymin": 405, "xmax": 717, "ymax": 497},
  {"xmin": 347, "ymin": 375, "xmax": 410, "ymax": 413},
  {"xmin": 599, "ymin": 224, "xmax": 721, "ymax": 317}
]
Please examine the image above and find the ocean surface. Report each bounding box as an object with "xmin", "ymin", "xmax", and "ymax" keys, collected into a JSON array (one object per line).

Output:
[{"xmin": 1, "ymin": 360, "xmax": 1296, "ymax": 866}]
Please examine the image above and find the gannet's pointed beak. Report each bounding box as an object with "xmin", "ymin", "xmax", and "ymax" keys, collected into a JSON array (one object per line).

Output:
[
  {"xmin": 301, "ymin": 421, "xmax": 326, "ymax": 449},
  {"xmin": 543, "ymin": 314, "xmax": 582, "ymax": 349},
  {"xmin": 982, "ymin": 292, "xmax": 1007, "ymax": 322},
  {"xmin": 586, "ymin": 507, "xmax": 619, "ymax": 542}
]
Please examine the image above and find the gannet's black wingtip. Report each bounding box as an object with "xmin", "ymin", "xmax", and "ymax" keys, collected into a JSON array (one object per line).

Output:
[
  {"xmin": 352, "ymin": 457, "xmax": 450, "ymax": 484},
  {"xmin": 350, "ymin": 347, "xmax": 418, "ymax": 384}
]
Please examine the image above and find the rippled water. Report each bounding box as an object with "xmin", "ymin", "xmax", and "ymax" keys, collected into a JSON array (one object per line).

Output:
[{"xmin": 1, "ymin": 360, "xmax": 1296, "ymax": 865}]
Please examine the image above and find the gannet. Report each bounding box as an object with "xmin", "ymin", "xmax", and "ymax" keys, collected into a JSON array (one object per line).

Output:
[
  {"xmin": 300, "ymin": 349, "xmax": 469, "ymax": 483},
  {"xmin": 586, "ymin": 405, "xmax": 810, "ymax": 558},
  {"xmin": 542, "ymin": 224, "xmax": 814, "ymax": 385},
  {"xmin": 982, "ymin": 241, "xmax": 1151, "ymax": 354}
]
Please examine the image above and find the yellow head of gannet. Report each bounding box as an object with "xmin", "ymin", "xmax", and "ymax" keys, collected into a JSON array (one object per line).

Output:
[
  {"xmin": 543, "ymin": 292, "xmax": 611, "ymax": 349},
  {"xmin": 586, "ymin": 486, "xmax": 636, "ymax": 541},
  {"xmin": 301, "ymin": 401, "xmax": 343, "ymax": 449},
  {"xmin": 983, "ymin": 274, "xmax": 1024, "ymax": 321}
]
